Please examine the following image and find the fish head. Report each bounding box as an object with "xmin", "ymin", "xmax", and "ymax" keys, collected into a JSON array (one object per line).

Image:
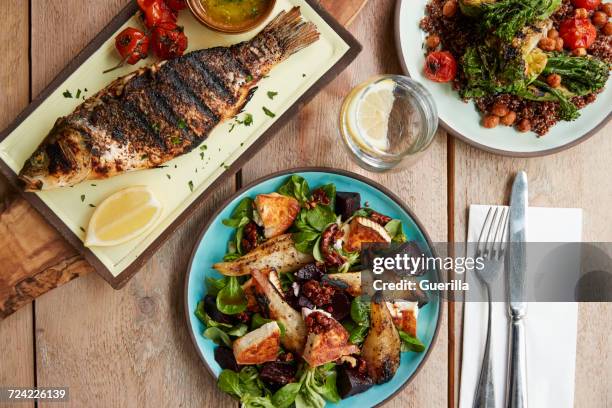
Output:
[{"xmin": 19, "ymin": 125, "xmax": 92, "ymax": 191}]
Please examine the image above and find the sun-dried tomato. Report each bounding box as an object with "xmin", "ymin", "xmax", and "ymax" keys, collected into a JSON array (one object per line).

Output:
[
  {"xmin": 305, "ymin": 312, "xmax": 336, "ymax": 334},
  {"xmin": 369, "ymin": 210, "xmax": 392, "ymax": 226},
  {"xmin": 321, "ymin": 224, "xmax": 345, "ymax": 267},
  {"xmin": 241, "ymin": 221, "xmax": 260, "ymax": 253},
  {"xmin": 302, "ymin": 280, "xmax": 335, "ymax": 307}
]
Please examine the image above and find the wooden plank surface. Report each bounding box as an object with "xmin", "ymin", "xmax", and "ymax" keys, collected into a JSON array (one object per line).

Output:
[
  {"xmin": 24, "ymin": 2, "xmax": 233, "ymax": 407},
  {"xmin": 0, "ymin": 1, "xmax": 34, "ymax": 407},
  {"xmin": 452, "ymin": 125, "xmax": 612, "ymax": 407},
  {"xmin": 239, "ymin": 1, "xmax": 449, "ymax": 406}
]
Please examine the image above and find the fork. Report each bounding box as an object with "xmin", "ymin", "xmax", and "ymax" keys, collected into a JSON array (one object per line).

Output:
[{"xmin": 472, "ymin": 206, "xmax": 509, "ymax": 408}]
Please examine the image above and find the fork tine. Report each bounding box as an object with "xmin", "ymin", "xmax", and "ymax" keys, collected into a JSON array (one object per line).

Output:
[
  {"xmin": 493, "ymin": 207, "xmax": 509, "ymax": 258},
  {"xmin": 477, "ymin": 207, "xmax": 494, "ymax": 257},
  {"xmin": 484, "ymin": 207, "xmax": 501, "ymax": 257}
]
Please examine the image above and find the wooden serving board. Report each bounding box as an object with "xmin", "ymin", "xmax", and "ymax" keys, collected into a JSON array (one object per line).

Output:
[{"xmin": 0, "ymin": 0, "xmax": 368, "ymax": 319}]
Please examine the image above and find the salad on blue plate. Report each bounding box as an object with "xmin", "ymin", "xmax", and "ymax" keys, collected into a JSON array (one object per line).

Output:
[{"xmin": 193, "ymin": 174, "xmax": 430, "ymax": 408}]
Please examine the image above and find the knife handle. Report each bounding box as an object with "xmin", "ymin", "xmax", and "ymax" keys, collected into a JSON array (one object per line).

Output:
[{"xmin": 507, "ymin": 313, "xmax": 527, "ymax": 408}]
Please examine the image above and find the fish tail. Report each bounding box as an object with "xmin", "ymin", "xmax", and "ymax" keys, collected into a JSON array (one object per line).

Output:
[{"xmin": 260, "ymin": 7, "xmax": 319, "ymax": 59}]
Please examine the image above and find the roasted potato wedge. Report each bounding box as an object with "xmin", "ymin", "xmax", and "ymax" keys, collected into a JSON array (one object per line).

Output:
[
  {"xmin": 213, "ymin": 234, "xmax": 313, "ymax": 276},
  {"xmin": 302, "ymin": 310, "xmax": 359, "ymax": 367},
  {"xmin": 252, "ymin": 269, "xmax": 307, "ymax": 354},
  {"xmin": 255, "ymin": 193, "xmax": 300, "ymax": 238},
  {"xmin": 344, "ymin": 217, "xmax": 391, "ymax": 252},
  {"xmin": 323, "ymin": 272, "xmax": 362, "ymax": 297},
  {"xmin": 361, "ymin": 292, "xmax": 401, "ymax": 384}
]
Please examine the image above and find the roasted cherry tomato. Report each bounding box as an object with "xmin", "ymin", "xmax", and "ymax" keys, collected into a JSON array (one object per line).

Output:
[
  {"xmin": 152, "ymin": 23, "xmax": 188, "ymax": 59},
  {"xmin": 571, "ymin": 0, "xmax": 601, "ymax": 10},
  {"xmin": 115, "ymin": 27, "xmax": 150, "ymax": 64},
  {"xmin": 560, "ymin": 18, "xmax": 597, "ymax": 50},
  {"xmin": 424, "ymin": 51, "xmax": 457, "ymax": 83},
  {"xmin": 165, "ymin": 0, "xmax": 187, "ymax": 11},
  {"xmin": 137, "ymin": 0, "xmax": 177, "ymax": 29}
]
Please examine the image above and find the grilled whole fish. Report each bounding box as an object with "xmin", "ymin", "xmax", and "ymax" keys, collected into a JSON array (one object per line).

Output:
[{"xmin": 19, "ymin": 7, "xmax": 319, "ymax": 191}]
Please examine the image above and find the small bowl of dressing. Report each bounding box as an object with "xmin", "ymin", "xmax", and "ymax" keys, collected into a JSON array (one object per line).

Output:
[{"xmin": 187, "ymin": 0, "xmax": 277, "ymax": 34}]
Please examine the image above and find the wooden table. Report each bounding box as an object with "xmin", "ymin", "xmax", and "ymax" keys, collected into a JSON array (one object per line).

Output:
[{"xmin": 0, "ymin": 1, "xmax": 609, "ymax": 407}]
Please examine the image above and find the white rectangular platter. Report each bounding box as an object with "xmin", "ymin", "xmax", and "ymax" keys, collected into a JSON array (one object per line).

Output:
[{"xmin": 0, "ymin": 0, "xmax": 360, "ymax": 287}]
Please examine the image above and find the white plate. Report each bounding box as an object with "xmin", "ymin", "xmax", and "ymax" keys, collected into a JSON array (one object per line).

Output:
[{"xmin": 394, "ymin": 0, "xmax": 612, "ymax": 157}]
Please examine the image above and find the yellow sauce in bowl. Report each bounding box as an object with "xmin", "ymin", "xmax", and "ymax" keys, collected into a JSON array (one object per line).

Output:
[{"xmin": 200, "ymin": 0, "xmax": 273, "ymax": 29}]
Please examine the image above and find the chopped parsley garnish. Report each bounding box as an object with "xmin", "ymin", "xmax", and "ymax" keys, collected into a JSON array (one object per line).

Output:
[
  {"xmin": 223, "ymin": 165, "xmax": 229, "ymax": 169},
  {"xmin": 200, "ymin": 144, "xmax": 207, "ymax": 150},
  {"xmin": 63, "ymin": 90, "xmax": 72, "ymax": 98},
  {"xmin": 166, "ymin": 174, "xmax": 171, "ymax": 179},
  {"xmin": 200, "ymin": 152, "xmax": 205, "ymax": 160},
  {"xmin": 80, "ymin": 194, "xmax": 85, "ymax": 202},
  {"xmin": 241, "ymin": 113, "xmax": 253, "ymax": 126},
  {"xmin": 91, "ymin": 184, "xmax": 96, "ymax": 187},
  {"xmin": 262, "ymin": 107, "xmax": 276, "ymax": 118},
  {"xmin": 302, "ymin": 73, "xmax": 306, "ymax": 78},
  {"xmin": 267, "ymin": 91, "xmax": 278, "ymax": 100},
  {"xmin": 177, "ymin": 118, "xmax": 187, "ymax": 129},
  {"xmin": 89, "ymin": 204, "xmax": 96, "ymax": 208},
  {"xmin": 141, "ymin": 154, "xmax": 148, "ymax": 160},
  {"xmin": 171, "ymin": 136, "xmax": 181, "ymax": 145},
  {"xmin": 75, "ymin": 89, "xmax": 82, "ymax": 99},
  {"xmin": 152, "ymin": 123, "xmax": 160, "ymax": 133},
  {"xmin": 229, "ymin": 123, "xmax": 235, "ymax": 133},
  {"xmin": 240, "ymin": 142, "xmax": 244, "ymax": 147},
  {"xmin": 188, "ymin": 180, "xmax": 194, "ymax": 192},
  {"xmin": 80, "ymin": 227, "xmax": 85, "ymax": 232},
  {"xmin": 246, "ymin": 74, "xmax": 254, "ymax": 82}
]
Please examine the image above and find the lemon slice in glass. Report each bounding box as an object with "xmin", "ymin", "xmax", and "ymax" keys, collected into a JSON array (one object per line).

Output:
[
  {"xmin": 351, "ymin": 78, "xmax": 396, "ymax": 152},
  {"xmin": 85, "ymin": 186, "xmax": 162, "ymax": 247}
]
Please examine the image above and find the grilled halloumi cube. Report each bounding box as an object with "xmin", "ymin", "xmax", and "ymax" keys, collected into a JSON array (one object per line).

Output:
[
  {"xmin": 232, "ymin": 321, "xmax": 281, "ymax": 365},
  {"xmin": 324, "ymin": 272, "xmax": 362, "ymax": 297},
  {"xmin": 343, "ymin": 217, "xmax": 391, "ymax": 252},
  {"xmin": 301, "ymin": 309, "xmax": 360, "ymax": 367},
  {"xmin": 386, "ymin": 301, "xmax": 419, "ymax": 337},
  {"xmin": 255, "ymin": 193, "xmax": 300, "ymax": 238}
]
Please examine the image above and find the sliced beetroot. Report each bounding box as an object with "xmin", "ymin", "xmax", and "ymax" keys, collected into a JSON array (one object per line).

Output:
[
  {"xmin": 214, "ymin": 346, "xmax": 240, "ymax": 372},
  {"xmin": 329, "ymin": 291, "xmax": 351, "ymax": 321},
  {"xmin": 337, "ymin": 364, "xmax": 374, "ymax": 398},
  {"xmin": 259, "ymin": 362, "xmax": 297, "ymax": 388},
  {"xmin": 335, "ymin": 192, "xmax": 361, "ymax": 221},
  {"xmin": 295, "ymin": 263, "xmax": 325, "ymax": 281},
  {"xmin": 297, "ymin": 295, "xmax": 315, "ymax": 310},
  {"xmin": 204, "ymin": 294, "xmax": 233, "ymax": 325}
]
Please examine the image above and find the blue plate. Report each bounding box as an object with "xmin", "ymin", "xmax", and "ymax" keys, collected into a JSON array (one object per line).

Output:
[{"xmin": 184, "ymin": 168, "xmax": 441, "ymax": 407}]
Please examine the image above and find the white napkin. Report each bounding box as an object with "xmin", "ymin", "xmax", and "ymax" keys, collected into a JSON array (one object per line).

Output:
[{"xmin": 459, "ymin": 205, "xmax": 582, "ymax": 408}]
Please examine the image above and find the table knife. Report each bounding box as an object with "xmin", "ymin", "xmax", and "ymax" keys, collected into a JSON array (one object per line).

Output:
[{"xmin": 507, "ymin": 171, "xmax": 528, "ymax": 408}]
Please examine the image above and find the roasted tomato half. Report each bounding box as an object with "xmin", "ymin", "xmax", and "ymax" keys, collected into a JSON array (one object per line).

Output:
[
  {"xmin": 424, "ymin": 51, "xmax": 457, "ymax": 83},
  {"xmin": 137, "ymin": 0, "xmax": 177, "ymax": 29},
  {"xmin": 114, "ymin": 27, "xmax": 149, "ymax": 64},
  {"xmin": 560, "ymin": 18, "xmax": 597, "ymax": 50},
  {"xmin": 571, "ymin": 0, "xmax": 601, "ymax": 10},
  {"xmin": 151, "ymin": 23, "xmax": 188, "ymax": 59}
]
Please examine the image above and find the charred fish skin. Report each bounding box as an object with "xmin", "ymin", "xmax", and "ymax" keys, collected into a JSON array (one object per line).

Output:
[{"xmin": 19, "ymin": 7, "xmax": 319, "ymax": 191}]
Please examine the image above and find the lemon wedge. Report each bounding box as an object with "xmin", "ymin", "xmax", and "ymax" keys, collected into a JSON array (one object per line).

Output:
[
  {"xmin": 85, "ymin": 186, "xmax": 162, "ymax": 247},
  {"xmin": 353, "ymin": 79, "xmax": 396, "ymax": 152}
]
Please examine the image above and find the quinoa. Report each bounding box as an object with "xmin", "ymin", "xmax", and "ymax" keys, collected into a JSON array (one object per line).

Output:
[{"xmin": 420, "ymin": 0, "xmax": 611, "ymax": 136}]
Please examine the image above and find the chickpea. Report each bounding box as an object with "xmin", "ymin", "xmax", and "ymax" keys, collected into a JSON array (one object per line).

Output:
[
  {"xmin": 483, "ymin": 115, "xmax": 500, "ymax": 128},
  {"xmin": 538, "ymin": 37, "xmax": 556, "ymax": 51},
  {"xmin": 572, "ymin": 47, "xmax": 587, "ymax": 56},
  {"xmin": 592, "ymin": 11, "xmax": 608, "ymax": 27},
  {"xmin": 547, "ymin": 28, "xmax": 559, "ymax": 39},
  {"xmin": 500, "ymin": 111, "xmax": 517, "ymax": 126},
  {"xmin": 601, "ymin": 3, "xmax": 612, "ymax": 17},
  {"xmin": 575, "ymin": 8, "xmax": 588, "ymax": 18},
  {"xmin": 491, "ymin": 102, "xmax": 510, "ymax": 117},
  {"xmin": 425, "ymin": 34, "xmax": 441, "ymax": 49},
  {"xmin": 517, "ymin": 119, "xmax": 532, "ymax": 133},
  {"xmin": 555, "ymin": 37, "xmax": 564, "ymax": 51},
  {"xmin": 442, "ymin": 0, "xmax": 458, "ymax": 17},
  {"xmin": 546, "ymin": 73, "xmax": 562, "ymax": 88},
  {"xmin": 604, "ymin": 22, "xmax": 612, "ymax": 35}
]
